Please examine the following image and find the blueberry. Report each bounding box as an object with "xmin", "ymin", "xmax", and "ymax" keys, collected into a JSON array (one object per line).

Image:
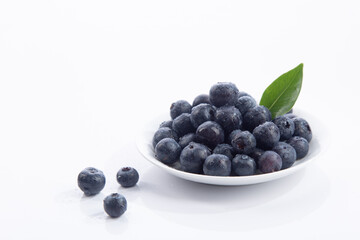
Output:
[
  {"xmin": 243, "ymin": 105, "xmax": 272, "ymax": 131},
  {"xmin": 238, "ymin": 91, "xmax": 251, "ymax": 98},
  {"xmin": 178, "ymin": 133, "xmax": 196, "ymax": 149},
  {"xmin": 77, "ymin": 167, "xmax": 106, "ymax": 196},
  {"xmin": 209, "ymin": 82, "xmax": 239, "ymax": 107},
  {"xmin": 190, "ymin": 103, "xmax": 216, "ymax": 128},
  {"xmin": 172, "ymin": 113, "xmax": 195, "ymax": 137},
  {"xmin": 235, "ymin": 96, "xmax": 257, "ymax": 115},
  {"xmin": 159, "ymin": 120, "xmax": 173, "ymax": 129},
  {"xmin": 287, "ymin": 109, "xmax": 293, "ymax": 114},
  {"xmin": 253, "ymin": 122, "xmax": 280, "ymax": 149},
  {"xmin": 248, "ymin": 147, "xmax": 265, "ymax": 165},
  {"xmin": 196, "ymin": 121, "xmax": 225, "ymax": 149},
  {"xmin": 293, "ymin": 118, "xmax": 312, "ymax": 142},
  {"xmin": 180, "ymin": 142, "xmax": 211, "ymax": 173},
  {"xmin": 152, "ymin": 127, "xmax": 178, "ymax": 148},
  {"xmin": 170, "ymin": 100, "xmax": 192, "ymax": 119},
  {"xmin": 258, "ymin": 151, "xmax": 282, "ymax": 173},
  {"xmin": 203, "ymin": 154, "xmax": 231, "ymax": 176},
  {"xmin": 272, "ymin": 142, "xmax": 296, "ymax": 169},
  {"xmin": 227, "ymin": 129, "xmax": 241, "ymax": 144},
  {"xmin": 286, "ymin": 136, "xmax": 309, "ymax": 159},
  {"xmin": 116, "ymin": 167, "xmax": 139, "ymax": 188},
  {"xmin": 232, "ymin": 154, "xmax": 257, "ymax": 176},
  {"xmin": 213, "ymin": 143, "xmax": 235, "ymax": 160},
  {"xmin": 214, "ymin": 106, "xmax": 242, "ymax": 134},
  {"xmin": 155, "ymin": 138, "xmax": 181, "ymax": 164},
  {"xmin": 192, "ymin": 94, "xmax": 211, "ymax": 106},
  {"xmin": 273, "ymin": 116, "xmax": 295, "ymax": 141},
  {"xmin": 230, "ymin": 130, "xmax": 256, "ymax": 154},
  {"xmin": 103, "ymin": 193, "xmax": 127, "ymax": 218}
]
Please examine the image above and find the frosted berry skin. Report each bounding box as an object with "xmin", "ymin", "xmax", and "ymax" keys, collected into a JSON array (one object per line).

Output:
[
  {"xmin": 253, "ymin": 122, "xmax": 281, "ymax": 150},
  {"xmin": 192, "ymin": 94, "xmax": 211, "ymax": 107},
  {"xmin": 243, "ymin": 105, "xmax": 272, "ymax": 131},
  {"xmin": 170, "ymin": 100, "xmax": 192, "ymax": 119},
  {"xmin": 103, "ymin": 193, "xmax": 127, "ymax": 218},
  {"xmin": 178, "ymin": 133, "xmax": 196, "ymax": 149},
  {"xmin": 172, "ymin": 113, "xmax": 195, "ymax": 137},
  {"xmin": 77, "ymin": 167, "xmax": 106, "ymax": 196},
  {"xmin": 203, "ymin": 154, "xmax": 231, "ymax": 176},
  {"xmin": 273, "ymin": 116, "xmax": 295, "ymax": 141},
  {"xmin": 232, "ymin": 154, "xmax": 257, "ymax": 176},
  {"xmin": 180, "ymin": 142, "xmax": 211, "ymax": 173},
  {"xmin": 214, "ymin": 106, "xmax": 242, "ymax": 134},
  {"xmin": 209, "ymin": 82, "xmax": 240, "ymax": 107},
  {"xmin": 258, "ymin": 151, "xmax": 282, "ymax": 173},
  {"xmin": 293, "ymin": 118, "xmax": 312, "ymax": 142},
  {"xmin": 116, "ymin": 167, "xmax": 139, "ymax": 188},
  {"xmin": 155, "ymin": 138, "xmax": 181, "ymax": 165},
  {"xmin": 190, "ymin": 103, "xmax": 216, "ymax": 128},
  {"xmin": 286, "ymin": 136, "xmax": 309, "ymax": 159},
  {"xmin": 272, "ymin": 142, "xmax": 297, "ymax": 169},
  {"xmin": 238, "ymin": 91, "xmax": 251, "ymax": 98},
  {"xmin": 230, "ymin": 130, "xmax": 256, "ymax": 154},
  {"xmin": 152, "ymin": 127, "xmax": 178, "ymax": 148},
  {"xmin": 235, "ymin": 96, "xmax": 257, "ymax": 115},
  {"xmin": 159, "ymin": 120, "xmax": 173, "ymax": 129},
  {"xmin": 213, "ymin": 143, "xmax": 235, "ymax": 161},
  {"xmin": 196, "ymin": 121, "xmax": 225, "ymax": 149}
]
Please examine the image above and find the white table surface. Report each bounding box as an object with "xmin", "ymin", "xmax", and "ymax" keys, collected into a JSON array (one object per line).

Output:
[{"xmin": 1, "ymin": 1, "xmax": 359, "ymax": 239}]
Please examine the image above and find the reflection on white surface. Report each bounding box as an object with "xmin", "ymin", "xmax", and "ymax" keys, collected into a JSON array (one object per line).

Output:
[{"xmin": 138, "ymin": 163, "xmax": 329, "ymax": 231}]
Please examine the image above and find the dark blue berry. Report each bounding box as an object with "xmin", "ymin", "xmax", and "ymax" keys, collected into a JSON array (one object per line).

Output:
[
  {"xmin": 192, "ymin": 94, "xmax": 211, "ymax": 106},
  {"xmin": 116, "ymin": 167, "xmax": 139, "ymax": 188},
  {"xmin": 180, "ymin": 142, "xmax": 211, "ymax": 173},
  {"xmin": 227, "ymin": 129, "xmax": 241, "ymax": 144},
  {"xmin": 286, "ymin": 136, "xmax": 309, "ymax": 159},
  {"xmin": 172, "ymin": 113, "xmax": 195, "ymax": 137},
  {"xmin": 155, "ymin": 138, "xmax": 181, "ymax": 164},
  {"xmin": 235, "ymin": 96, "xmax": 257, "ymax": 115},
  {"xmin": 152, "ymin": 127, "xmax": 178, "ymax": 148},
  {"xmin": 77, "ymin": 167, "xmax": 106, "ymax": 196},
  {"xmin": 287, "ymin": 109, "xmax": 293, "ymax": 114},
  {"xmin": 103, "ymin": 193, "xmax": 127, "ymax": 218},
  {"xmin": 248, "ymin": 147, "xmax": 265, "ymax": 165},
  {"xmin": 196, "ymin": 121, "xmax": 225, "ymax": 149},
  {"xmin": 214, "ymin": 106, "xmax": 242, "ymax": 134},
  {"xmin": 213, "ymin": 143, "xmax": 235, "ymax": 160},
  {"xmin": 258, "ymin": 151, "xmax": 282, "ymax": 173},
  {"xmin": 272, "ymin": 142, "xmax": 296, "ymax": 169},
  {"xmin": 230, "ymin": 130, "xmax": 256, "ymax": 154},
  {"xmin": 159, "ymin": 120, "xmax": 173, "ymax": 129},
  {"xmin": 209, "ymin": 82, "xmax": 239, "ymax": 107},
  {"xmin": 243, "ymin": 105, "xmax": 272, "ymax": 131},
  {"xmin": 253, "ymin": 122, "xmax": 280, "ymax": 149},
  {"xmin": 238, "ymin": 91, "xmax": 251, "ymax": 98},
  {"xmin": 178, "ymin": 133, "xmax": 196, "ymax": 149},
  {"xmin": 170, "ymin": 100, "xmax": 192, "ymax": 119},
  {"xmin": 273, "ymin": 116, "xmax": 295, "ymax": 141},
  {"xmin": 293, "ymin": 118, "xmax": 312, "ymax": 142},
  {"xmin": 190, "ymin": 103, "xmax": 216, "ymax": 128},
  {"xmin": 203, "ymin": 154, "xmax": 231, "ymax": 176},
  {"xmin": 232, "ymin": 154, "xmax": 257, "ymax": 176}
]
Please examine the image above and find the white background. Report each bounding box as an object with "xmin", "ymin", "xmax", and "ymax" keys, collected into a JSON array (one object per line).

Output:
[{"xmin": 0, "ymin": 1, "xmax": 359, "ymax": 239}]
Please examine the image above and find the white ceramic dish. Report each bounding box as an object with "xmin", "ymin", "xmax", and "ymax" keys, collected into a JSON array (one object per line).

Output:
[{"xmin": 136, "ymin": 109, "xmax": 322, "ymax": 186}]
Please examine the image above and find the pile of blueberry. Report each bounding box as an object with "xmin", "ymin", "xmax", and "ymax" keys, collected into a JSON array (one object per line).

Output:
[
  {"xmin": 77, "ymin": 166, "xmax": 139, "ymax": 218},
  {"xmin": 153, "ymin": 82, "xmax": 312, "ymax": 176}
]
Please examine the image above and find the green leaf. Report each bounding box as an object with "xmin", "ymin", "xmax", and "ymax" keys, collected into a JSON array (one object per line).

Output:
[{"xmin": 260, "ymin": 63, "xmax": 303, "ymax": 119}]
